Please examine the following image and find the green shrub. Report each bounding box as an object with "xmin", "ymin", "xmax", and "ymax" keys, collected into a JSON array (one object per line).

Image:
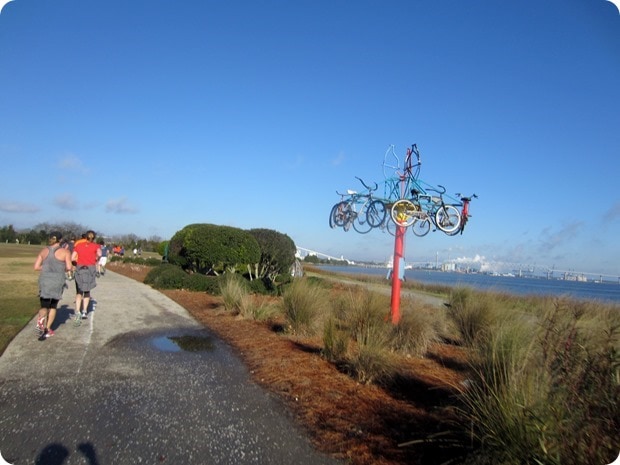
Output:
[
  {"xmin": 248, "ymin": 228, "xmax": 296, "ymax": 282},
  {"xmin": 109, "ymin": 256, "xmax": 162, "ymax": 266},
  {"xmin": 144, "ymin": 264, "xmax": 187, "ymax": 289},
  {"xmin": 169, "ymin": 223, "xmax": 261, "ymax": 274},
  {"xmin": 183, "ymin": 273, "xmax": 221, "ymax": 294},
  {"xmin": 274, "ymin": 272, "xmax": 293, "ymax": 287},
  {"xmin": 246, "ymin": 277, "xmax": 270, "ymax": 295},
  {"xmin": 145, "ymin": 257, "xmax": 163, "ymax": 266}
]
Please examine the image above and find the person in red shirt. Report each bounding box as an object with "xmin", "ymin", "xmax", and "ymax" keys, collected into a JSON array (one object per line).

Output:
[{"xmin": 71, "ymin": 230, "xmax": 102, "ymax": 319}]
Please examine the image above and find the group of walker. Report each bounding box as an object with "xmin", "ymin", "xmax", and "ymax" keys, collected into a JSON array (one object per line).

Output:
[{"xmin": 33, "ymin": 230, "xmax": 104, "ymax": 340}]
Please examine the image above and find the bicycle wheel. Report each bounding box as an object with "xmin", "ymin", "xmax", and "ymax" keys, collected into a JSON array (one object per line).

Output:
[
  {"xmin": 435, "ymin": 205, "xmax": 461, "ymax": 234},
  {"xmin": 366, "ymin": 200, "xmax": 387, "ymax": 228},
  {"xmin": 411, "ymin": 216, "xmax": 431, "ymax": 237},
  {"xmin": 445, "ymin": 216, "xmax": 466, "ymax": 236},
  {"xmin": 329, "ymin": 203, "xmax": 338, "ymax": 228},
  {"xmin": 340, "ymin": 207, "xmax": 357, "ymax": 232},
  {"xmin": 352, "ymin": 210, "xmax": 372, "ymax": 234},
  {"xmin": 390, "ymin": 199, "xmax": 419, "ymax": 227},
  {"xmin": 329, "ymin": 202, "xmax": 346, "ymax": 228}
]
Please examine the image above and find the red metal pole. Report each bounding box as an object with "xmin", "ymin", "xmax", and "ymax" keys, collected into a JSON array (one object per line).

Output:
[{"xmin": 390, "ymin": 223, "xmax": 405, "ymax": 324}]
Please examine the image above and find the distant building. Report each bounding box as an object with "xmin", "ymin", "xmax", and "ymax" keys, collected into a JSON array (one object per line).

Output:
[{"xmin": 442, "ymin": 262, "xmax": 456, "ymax": 272}]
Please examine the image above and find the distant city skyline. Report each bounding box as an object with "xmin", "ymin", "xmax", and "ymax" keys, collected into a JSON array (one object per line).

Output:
[{"xmin": 296, "ymin": 245, "xmax": 620, "ymax": 280}]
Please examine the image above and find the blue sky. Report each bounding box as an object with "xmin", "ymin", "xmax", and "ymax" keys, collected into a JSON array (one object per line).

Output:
[{"xmin": 1, "ymin": 1, "xmax": 619, "ymax": 276}]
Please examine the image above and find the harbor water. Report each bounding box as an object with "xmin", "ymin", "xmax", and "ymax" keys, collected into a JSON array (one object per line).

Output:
[{"xmin": 317, "ymin": 265, "xmax": 620, "ymax": 303}]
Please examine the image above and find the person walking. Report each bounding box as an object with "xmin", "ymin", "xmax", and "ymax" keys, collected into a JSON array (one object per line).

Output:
[
  {"xmin": 72, "ymin": 230, "xmax": 101, "ymax": 319},
  {"xmin": 33, "ymin": 231, "xmax": 73, "ymax": 339}
]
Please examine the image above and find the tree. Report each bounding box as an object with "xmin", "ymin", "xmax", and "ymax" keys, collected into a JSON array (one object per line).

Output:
[
  {"xmin": 0, "ymin": 225, "xmax": 17, "ymax": 243},
  {"xmin": 248, "ymin": 228, "xmax": 296, "ymax": 282},
  {"xmin": 168, "ymin": 224, "xmax": 261, "ymax": 274},
  {"xmin": 33, "ymin": 222, "xmax": 88, "ymax": 241},
  {"xmin": 157, "ymin": 240, "xmax": 169, "ymax": 258},
  {"xmin": 26, "ymin": 229, "xmax": 45, "ymax": 244},
  {"xmin": 303, "ymin": 254, "xmax": 321, "ymax": 264}
]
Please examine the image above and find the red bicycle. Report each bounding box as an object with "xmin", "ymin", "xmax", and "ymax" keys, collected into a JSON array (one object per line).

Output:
[{"xmin": 450, "ymin": 193, "xmax": 477, "ymax": 235}]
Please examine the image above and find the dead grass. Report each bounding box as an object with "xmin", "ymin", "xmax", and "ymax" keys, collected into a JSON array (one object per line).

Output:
[{"xmin": 108, "ymin": 262, "xmax": 470, "ymax": 465}]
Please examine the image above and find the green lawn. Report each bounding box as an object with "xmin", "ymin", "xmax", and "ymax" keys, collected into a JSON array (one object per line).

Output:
[{"xmin": 0, "ymin": 243, "xmax": 41, "ymax": 354}]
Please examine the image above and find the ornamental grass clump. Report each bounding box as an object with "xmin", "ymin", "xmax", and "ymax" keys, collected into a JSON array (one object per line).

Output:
[
  {"xmin": 238, "ymin": 295, "xmax": 280, "ymax": 321},
  {"xmin": 219, "ymin": 273, "xmax": 248, "ymax": 314},
  {"xmin": 281, "ymin": 278, "xmax": 329, "ymax": 335},
  {"xmin": 329, "ymin": 288, "xmax": 399, "ymax": 385},
  {"xmin": 388, "ymin": 300, "xmax": 442, "ymax": 356},
  {"xmin": 322, "ymin": 316, "xmax": 349, "ymax": 363},
  {"xmin": 445, "ymin": 286, "xmax": 498, "ymax": 346},
  {"xmin": 221, "ymin": 275, "xmax": 280, "ymax": 321},
  {"xmin": 454, "ymin": 297, "xmax": 620, "ymax": 465}
]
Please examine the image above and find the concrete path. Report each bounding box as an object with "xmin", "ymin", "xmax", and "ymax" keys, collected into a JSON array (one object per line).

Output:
[{"xmin": 0, "ymin": 271, "xmax": 341, "ymax": 465}]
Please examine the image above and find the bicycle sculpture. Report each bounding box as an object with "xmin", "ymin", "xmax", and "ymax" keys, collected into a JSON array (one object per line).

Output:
[
  {"xmin": 329, "ymin": 144, "xmax": 477, "ymax": 323},
  {"xmin": 329, "ymin": 144, "xmax": 476, "ymax": 237}
]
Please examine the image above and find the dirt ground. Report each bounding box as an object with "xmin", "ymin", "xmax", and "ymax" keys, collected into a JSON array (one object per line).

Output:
[{"xmin": 108, "ymin": 263, "xmax": 470, "ymax": 465}]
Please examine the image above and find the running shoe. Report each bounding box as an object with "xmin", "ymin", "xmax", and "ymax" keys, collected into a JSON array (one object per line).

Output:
[
  {"xmin": 45, "ymin": 329, "xmax": 55, "ymax": 338},
  {"xmin": 81, "ymin": 311, "xmax": 88, "ymax": 319},
  {"xmin": 36, "ymin": 317, "xmax": 46, "ymax": 333}
]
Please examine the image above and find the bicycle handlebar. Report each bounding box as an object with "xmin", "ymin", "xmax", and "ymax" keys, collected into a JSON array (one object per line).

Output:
[
  {"xmin": 426, "ymin": 184, "xmax": 446, "ymax": 195},
  {"xmin": 355, "ymin": 176, "xmax": 378, "ymax": 192},
  {"xmin": 455, "ymin": 193, "xmax": 478, "ymax": 201}
]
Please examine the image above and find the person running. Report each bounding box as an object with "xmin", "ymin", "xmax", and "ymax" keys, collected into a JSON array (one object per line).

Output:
[
  {"xmin": 97, "ymin": 240, "xmax": 108, "ymax": 277},
  {"xmin": 34, "ymin": 231, "xmax": 73, "ymax": 339},
  {"xmin": 72, "ymin": 230, "xmax": 102, "ymax": 319}
]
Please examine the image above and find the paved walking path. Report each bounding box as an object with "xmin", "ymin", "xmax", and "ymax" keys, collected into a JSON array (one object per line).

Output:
[{"xmin": 0, "ymin": 271, "xmax": 341, "ymax": 465}]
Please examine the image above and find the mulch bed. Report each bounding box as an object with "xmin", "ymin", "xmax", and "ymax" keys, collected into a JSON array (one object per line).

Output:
[{"xmin": 109, "ymin": 262, "xmax": 470, "ymax": 465}]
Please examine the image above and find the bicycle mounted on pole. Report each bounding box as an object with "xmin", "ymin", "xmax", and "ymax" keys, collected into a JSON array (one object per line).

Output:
[
  {"xmin": 329, "ymin": 177, "xmax": 386, "ymax": 234},
  {"xmin": 328, "ymin": 144, "xmax": 477, "ymax": 237}
]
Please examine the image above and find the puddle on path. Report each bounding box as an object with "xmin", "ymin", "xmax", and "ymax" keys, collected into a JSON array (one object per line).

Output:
[{"xmin": 151, "ymin": 335, "xmax": 215, "ymax": 352}]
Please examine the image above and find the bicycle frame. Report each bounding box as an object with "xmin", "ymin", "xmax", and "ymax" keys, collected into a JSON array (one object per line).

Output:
[
  {"xmin": 448, "ymin": 193, "xmax": 477, "ymax": 235},
  {"xmin": 382, "ymin": 144, "xmax": 422, "ymax": 202},
  {"xmin": 390, "ymin": 184, "xmax": 462, "ymax": 235}
]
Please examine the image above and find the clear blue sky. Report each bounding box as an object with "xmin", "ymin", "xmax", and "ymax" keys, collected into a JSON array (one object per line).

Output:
[{"xmin": 1, "ymin": 1, "xmax": 619, "ymax": 276}]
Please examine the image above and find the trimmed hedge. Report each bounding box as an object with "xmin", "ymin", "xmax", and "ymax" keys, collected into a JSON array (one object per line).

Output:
[
  {"xmin": 183, "ymin": 273, "xmax": 222, "ymax": 294},
  {"xmin": 110, "ymin": 256, "xmax": 162, "ymax": 266},
  {"xmin": 144, "ymin": 263, "xmax": 222, "ymax": 294},
  {"xmin": 144, "ymin": 264, "xmax": 188, "ymax": 289}
]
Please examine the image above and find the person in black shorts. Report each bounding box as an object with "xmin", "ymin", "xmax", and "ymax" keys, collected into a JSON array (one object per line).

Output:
[{"xmin": 34, "ymin": 231, "xmax": 73, "ymax": 338}]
